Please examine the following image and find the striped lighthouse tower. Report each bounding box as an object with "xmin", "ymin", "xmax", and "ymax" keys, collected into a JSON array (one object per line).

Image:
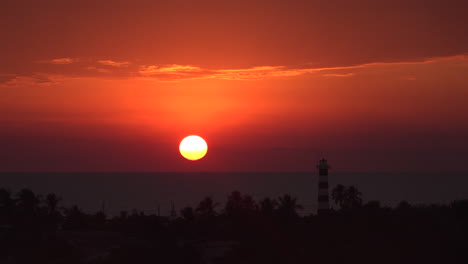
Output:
[{"xmin": 317, "ymin": 158, "xmax": 330, "ymax": 215}]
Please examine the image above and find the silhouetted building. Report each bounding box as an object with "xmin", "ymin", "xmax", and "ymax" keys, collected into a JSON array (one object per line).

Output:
[{"xmin": 317, "ymin": 158, "xmax": 330, "ymax": 215}]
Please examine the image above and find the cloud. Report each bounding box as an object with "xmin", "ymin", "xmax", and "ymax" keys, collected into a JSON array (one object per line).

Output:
[
  {"xmin": 136, "ymin": 63, "xmax": 373, "ymax": 81},
  {"xmin": 0, "ymin": 74, "xmax": 15, "ymax": 84},
  {"xmin": 137, "ymin": 65, "xmax": 304, "ymax": 81},
  {"xmin": 0, "ymin": 74, "xmax": 57, "ymax": 87},
  {"xmin": 135, "ymin": 54, "xmax": 468, "ymax": 81},
  {"xmin": 97, "ymin": 60, "xmax": 130, "ymax": 67},
  {"xmin": 215, "ymin": 66, "xmax": 302, "ymax": 80},
  {"xmin": 137, "ymin": 64, "xmax": 359, "ymax": 81},
  {"xmin": 140, "ymin": 64, "xmax": 202, "ymax": 74},
  {"xmin": 2, "ymin": 54, "xmax": 467, "ymax": 85},
  {"xmin": 138, "ymin": 64, "xmax": 212, "ymax": 81},
  {"xmin": 38, "ymin": 58, "xmax": 77, "ymax": 64},
  {"xmin": 322, "ymin": 73, "xmax": 354, "ymax": 77}
]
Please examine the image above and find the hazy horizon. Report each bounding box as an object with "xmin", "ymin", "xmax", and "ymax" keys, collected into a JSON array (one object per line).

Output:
[{"xmin": 2, "ymin": 171, "xmax": 467, "ymax": 216}]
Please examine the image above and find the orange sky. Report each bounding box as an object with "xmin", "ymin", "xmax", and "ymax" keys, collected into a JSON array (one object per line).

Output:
[{"xmin": 1, "ymin": 0, "xmax": 468, "ymax": 172}]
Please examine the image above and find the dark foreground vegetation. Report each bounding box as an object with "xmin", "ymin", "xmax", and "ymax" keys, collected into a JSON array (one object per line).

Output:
[{"xmin": 1, "ymin": 185, "xmax": 468, "ymax": 264}]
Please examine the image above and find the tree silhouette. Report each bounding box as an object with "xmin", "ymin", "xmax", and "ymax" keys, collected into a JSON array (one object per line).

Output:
[
  {"xmin": 277, "ymin": 194, "xmax": 303, "ymax": 219},
  {"xmin": 63, "ymin": 205, "xmax": 87, "ymax": 230},
  {"xmin": 331, "ymin": 184, "xmax": 346, "ymax": 209},
  {"xmin": 0, "ymin": 185, "xmax": 468, "ymax": 264},
  {"xmin": 1, "ymin": 187, "xmax": 468, "ymax": 264},
  {"xmin": 195, "ymin": 196, "xmax": 218, "ymax": 219},
  {"xmin": 225, "ymin": 191, "xmax": 243, "ymax": 217},
  {"xmin": 45, "ymin": 193, "xmax": 61, "ymax": 214},
  {"xmin": 181, "ymin": 206, "xmax": 195, "ymax": 221},
  {"xmin": 332, "ymin": 185, "xmax": 363, "ymax": 210},
  {"xmin": 225, "ymin": 191, "xmax": 257, "ymax": 218},
  {"xmin": 0, "ymin": 188, "xmax": 14, "ymax": 209},
  {"xmin": 16, "ymin": 188, "xmax": 40, "ymax": 215},
  {"xmin": 44, "ymin": 193, "xmax": 63, "ymax": 232},
  {"xmin": 242, "ymin": 195, "xmax": 257, "ymax": 213},
  {"xmin": 345, "ymin": 185, "xmax": 363, "ymax": 209},
  {"xmin": 259, "ymin": 197, "xmax": 277, "ymax": 216},
  {"xmin": 0, "ymin": 188, "xmax": 15, "ymax": 224},
  {"xmin": 90, "ymin": 211, "xmax": 107, "ymax": 230}
]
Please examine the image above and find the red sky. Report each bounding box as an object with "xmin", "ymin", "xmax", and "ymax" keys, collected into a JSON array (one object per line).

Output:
[{"xmin": 1, "ymin": 0, "xmax": 468, "ymax": 172}]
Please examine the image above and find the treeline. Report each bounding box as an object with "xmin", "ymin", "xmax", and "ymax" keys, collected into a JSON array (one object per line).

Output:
[{"xmin": 1, "ymin": 186, "xmax": 468, "ymax": 264}]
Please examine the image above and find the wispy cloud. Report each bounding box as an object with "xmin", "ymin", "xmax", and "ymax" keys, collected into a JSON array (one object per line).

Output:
[
  {"xmin": 0, "ymin": 74, "xmax": 57, "ymax": 87},
  {"xmin": 0, "ymin": 74, "xmax": 16, "ymax": 85},
  {"xmin": 138, "ymin": 64, "xmax": 210, "ymax": 81},
  {"xmin": 38, "ymin": 58, "xmax": 77, "ymax": 64},
  {"xmin": 215, "ymin": 66, "xmax": 301, "ymax": 80},
  {"xmin": 140, "ymin": 64, "xmax": 203, "ymax": 75},
  {"xmin": 137, "ymin": 64, "xmax": 361, "ymax": 81},
  {"xmin": 97, "ymin": 60, "xmax": 130, "ymax": 67},
  {"xmin": 322, "ymin": 73, "xmax": 354, "ymax": 77},
  {"xmin": 3, "ymin": 54, "xmax": 467, "ymax": 85}
]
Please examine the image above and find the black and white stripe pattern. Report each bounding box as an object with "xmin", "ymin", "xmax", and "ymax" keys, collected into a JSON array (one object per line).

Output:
[{"xmin": 317, "ymin": 158, "xmax": 330, "ymax": 215}]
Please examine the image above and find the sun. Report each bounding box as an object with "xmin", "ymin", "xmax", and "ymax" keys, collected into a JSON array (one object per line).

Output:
[{"xmin": 179, "ymin": 135, "xmax": 208, "ymax": 161}]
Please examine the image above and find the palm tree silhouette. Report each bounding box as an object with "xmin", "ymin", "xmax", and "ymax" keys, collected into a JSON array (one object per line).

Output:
[
  {"xmin": 45, "ymin": 193, "xmax": 61, "ymax": 215},
  {"xmin": 332, "ymin": 185, "xmax": 363, "ymax": 210},
  {"xmin": 345, "ymin": 185, "xmax": 363, "ymax": 209},
  {"xmin": 224, "ymin": 191, "xmax": 257, "ymax": 218},
  {"xmin": 225, "ymin": 191, "xmax": 243, "ymax": 217},
  {"xmin": 277, "ymin": 194, "xmax": 303, "ymax": 219},
  {"xmin": 331, "ymin": 184, "xmax": 346, "ymax": 209},
  {"xmin": 44, "ymin": 193, "xmax": 63, "ymax": 231}
]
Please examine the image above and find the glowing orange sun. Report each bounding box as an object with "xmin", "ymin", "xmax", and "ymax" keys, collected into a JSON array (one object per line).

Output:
[{"xmin": 179, "ymin": 135, "xmax": 208, "ymax": 161}]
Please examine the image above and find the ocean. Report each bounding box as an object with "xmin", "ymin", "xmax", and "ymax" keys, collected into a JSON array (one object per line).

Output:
[{"xmin": 1, "ymin": 171, "xmax": 467, "ymax": 215}]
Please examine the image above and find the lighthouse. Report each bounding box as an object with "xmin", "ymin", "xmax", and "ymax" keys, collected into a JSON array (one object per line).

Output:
[{"xmin": 317, "ymin": 158, "xmax": 330, "ymax": 215}]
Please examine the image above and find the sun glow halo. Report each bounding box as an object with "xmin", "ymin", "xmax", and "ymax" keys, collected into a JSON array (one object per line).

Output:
[{"xmin": 179, "ymin": 135, "xmax": 208, "ymax": 161}]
